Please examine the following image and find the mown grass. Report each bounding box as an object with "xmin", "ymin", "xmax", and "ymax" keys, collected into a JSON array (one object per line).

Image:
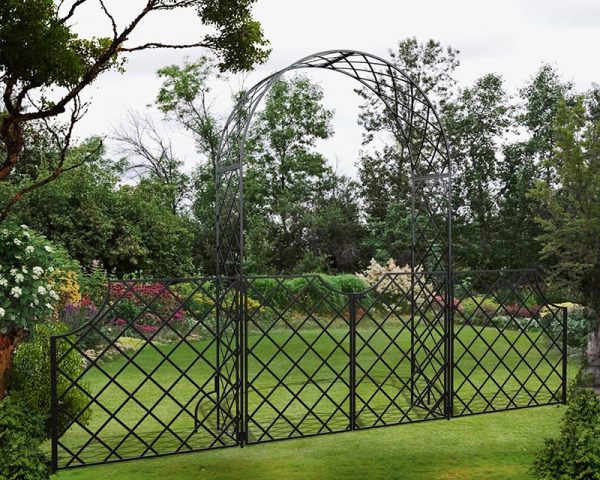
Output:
[{"xmin": 55, "ymin": 404, "xmax": 567, "ymax": 480}]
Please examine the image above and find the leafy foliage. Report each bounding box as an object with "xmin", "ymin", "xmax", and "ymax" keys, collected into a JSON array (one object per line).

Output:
[
  {"xmin": 0, "ymin": 395, "xmax": 49, "ymax": 480},
  {"xmin": 10, "ymin": 322, "xmax": 91, "ymax": 435},
  {"xmin": 530, "ymin": 97, "xmax": 600, "ymax": 313},
  {"xmin": 0, "ymin": 0, "xmax": 270, "ymax": 222},
  {"xmin": 532, "ymin": 388, "xmax": 600, "ymax": 480},
  {"xmin": 0, "ymin": 0, "xmax": 115, "ymax": 88},
  {"xmin": 244, "ymin": 75, "xmax": 348, "ymax": 273},
  {"xmin": 0, "ymin": 223, "xmax": 60, "ymax": 332},
  {"xmin": 6, "ymin": 155, "xmax": 197, "ymax": 277},
  {"xmin": 541, "ymin": 303, "xmax": 592, "ymax": 350}
]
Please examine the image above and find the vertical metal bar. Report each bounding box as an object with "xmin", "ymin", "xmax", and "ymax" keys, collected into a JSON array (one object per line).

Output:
[
  {"xmin": 410, "ymin": 172, "xmax": 417, "ymax": 408},
  {"xmin": 562, "ymin": 306, "xmax": 568, "ymax": 404},
  {"xmin": 410, "ymin": 271, "xmax": 416, "ymax": 407},
  {"xmin": 237, "ymin": 103, "xmax": 246, "ymax": 446},
  {"xmin": 445, "ymin": 174, "xmax": 454, "ymax": 420},
  {"xmin": 237, "ymin": 276, "xmax": 245, "ymax": 447},
  {"xmin": 50, "ymin": 335, "xmax": 58, "ymax": 473},
  {"xmin": 214, "ymin": 161, "xmax": 222, "ymax": 431},
  {"xmin": 244, "ymin": 279, "xmax": 249, "ymax": 445},
  {"xmin": 445, "ymin": 272, "xmax": 454, "ymax": 419},
  {"xmin": 215, "ymin": 278, "xmax": 221, "ymax": 431},
  {"xmin": 349, "ymin": 293, "xmax": 356, "ymax": 431}
]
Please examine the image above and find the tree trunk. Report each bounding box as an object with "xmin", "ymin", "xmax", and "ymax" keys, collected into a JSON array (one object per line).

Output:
[
  {"xmin": 585, "ymin": 321, "xmax": 600, "ymax": 389},
  {"xmin": 0, "ymin": 328, "xmax": 28, "ymax": 401}
]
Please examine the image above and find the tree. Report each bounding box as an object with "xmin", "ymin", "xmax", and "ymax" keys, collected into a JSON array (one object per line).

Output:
[
  {"xmin": 244, "ymin": 75, "xmax": 334, "ymax": 273},
  {"xmin": 519, "ymin": 63, "xmax": 574, "ymax": 184},
  {"xmin": 304, "ymin": 173, "xmax": 367, "ymax": 272},
  {"xmin": 529, "ymin": 96, "xmax": 600, "ymax": 385},
  {"xmin": 356, "ymin": 38, "xmax": 460, "ymax": 264},
  {"xmin": 4, "ymin": 147, "xmax": 196, "ymax": 277},
  {"xmin": 156, "ymin": 56, "xmax": 224, "ymax": 167},
  {"xmin": 191, "ymin": 162, "xmax": 218, "ymax": 274},
  {"xmin": 0, "ymin": 0, "xmax": 269, "ymax": 222},
  {"xmin": 113, "ymin": 112, "xmax": 191, "ymax": 213},
  {"xmin": 443, "ymin": 74, "xmax": 513, "ymax": 268},
  {"xmin": 153, "ymin": 56, "xmax": 226, "ymax": 273},
  {"xmin": 492, "ymin": 64, "xmax": 575, "ymax": 271}
]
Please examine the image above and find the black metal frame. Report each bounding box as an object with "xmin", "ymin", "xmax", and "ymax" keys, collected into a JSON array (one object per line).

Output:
[{"xmin": 50, "ymin": 50, "xmax": 567, "ymax": 472}]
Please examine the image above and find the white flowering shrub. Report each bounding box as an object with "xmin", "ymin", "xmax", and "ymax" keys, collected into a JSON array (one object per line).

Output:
[
  {"xmin": 356, "ymin": 258, "xmax": 435, "ymax": 313},
  {"xmin": 0, "ymin": 223, "xmax": 60, "ymax": 333},
  {"xmin": 356, "ymin": 258, "xmax": 413, "ymax": 295}
]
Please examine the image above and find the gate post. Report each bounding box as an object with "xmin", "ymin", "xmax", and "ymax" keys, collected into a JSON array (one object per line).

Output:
[
  {"xmin": 562, "ymin": 306, "xmax": 568, "ymax": 404},
  {"xmin": 445, "ymin": 272, "xmax": 454, "ymax": 420},
  {"xmin": 50, "ymin": 335, "xmax": 58, "ymax": 473},
  {"xmin": 238, "ymin": 274, "xmax": 247, "ymax": 446},
  {"xmin": 215, "ymin": 278, "xmax": 221, "ymax": 430},
  {"xmin": 349, "ymin": 293, "xmax": 357, "ymax": 431}
]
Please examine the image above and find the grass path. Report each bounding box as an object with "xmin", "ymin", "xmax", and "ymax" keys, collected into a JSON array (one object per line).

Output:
[{"xmin": 56, "ymin": 404, "xmax": 563, "ymax": 480}]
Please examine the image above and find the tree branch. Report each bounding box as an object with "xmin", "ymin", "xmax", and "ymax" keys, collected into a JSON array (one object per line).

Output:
[
  {"xmin": 0, "ymin": 96, "xmax": 96, "ymax": 222},
  {"xmin": 59, "ymin": 0, "xmax": 92, "ymax": 24},
  {"xmin": 0, "ymin": 142, "xmax": 100, "ymax": 223},
  {"xmin": 120, "ymin": 40, "xmax": 214, "ymax": 53},
  {"xmin": 98, "ymin": 0, "xmax": 118, "ymax": 39}
]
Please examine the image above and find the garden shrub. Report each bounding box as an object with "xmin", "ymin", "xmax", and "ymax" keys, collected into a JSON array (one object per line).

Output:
[
  {"xmin": 284, "ymin": 276, "xmax": 347, "ymax": 314},
  {"xmin": 457, "ymin": 295, "xmax": 500, "ymax": 323},
  {"xmin": 247, "ymin": 278, "xmax": 290, "ymax": 310},
  {"xmin": 51, "ymin": 269, "xmax": 82, "ymax": 308},
  {"xmin": 356, "ymin": 259, "xmax": 434, "ymax": 313},
  {"xmin": 109, "ymin": 282, "xmax": 189, "ymax": 337},
  {"xmin": 532, "ymin": 388, "xmax": 600, "ymax": 480},
  {"xmin": 78, "ymin": 260, "xmax": 109, "ymax": 306},
  {"xmin": 323, "ymin": 274, "xmax": 368, "ymax": 294},
  {"xmin": 0, "ymin": 395, "xmax": 49, "ymax": 480},
  {"xmin": 248, "ymin": 276, "xmax": 348, "ymax": 315},
  {"xmin": 0, "ymin": 223, "xmax": 61, "ymax": 331},
  {"xmin": 61, "ymin": 297, "xmax": 103, "ymax": 350},
  {"xmin": 10, "ymin": 322, "xmax": 91, "ymax": 435},
  {"xmin": 0, "ymin": 223, "xmax": 63, "ymax": 399},
  {"xmin": 356, "ymin": 258, "xmax": 413, "ymax": 295},
  {"xmin": 541, "ymin": 303, "xmax": 591, "ymax": 350}
]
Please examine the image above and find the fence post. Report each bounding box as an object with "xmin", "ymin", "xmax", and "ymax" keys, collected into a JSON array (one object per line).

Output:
[
  {"xmin": 349, "ymin": 293, "xmax": 356, "ymax": 431},
  {"xmin": 215, "ymin": 278, "xmax": 221, "ymax": 431},
  {"xmin": 445, "ymin": 273, "xmax": 454, "ymax": 420},
  {"xmin": 562, "ymin": 306, "xmax": 568, "ymax": 404},
  {"xmin": 50, "ymin": 335, "xmax": 58, "ymax": 473},
  {"xmin": 238, "ymin": 275, "xmax": 247, "ymax": 446}
]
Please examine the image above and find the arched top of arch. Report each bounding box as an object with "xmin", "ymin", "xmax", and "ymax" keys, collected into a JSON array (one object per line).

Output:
[{"xmin": 216, "ymin": 49, "xmax": 451, "ymax": 179}]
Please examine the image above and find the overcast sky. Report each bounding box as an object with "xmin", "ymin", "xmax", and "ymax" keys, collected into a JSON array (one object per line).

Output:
[{"xmin": 71, "ymin": 0, "xmax": 600, "ymax": 177}]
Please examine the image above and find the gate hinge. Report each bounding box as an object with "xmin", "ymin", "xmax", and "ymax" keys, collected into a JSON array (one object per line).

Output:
[{"xmin": 237, "ymin": 430, "xmax": 247, "ymax": 444}]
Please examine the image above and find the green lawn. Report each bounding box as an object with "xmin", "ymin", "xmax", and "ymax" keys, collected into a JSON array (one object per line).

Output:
[
  {"xmin": 55, "ymin": 405, "xmax": 566, "ymax": 480},
  {"xmin": 53, "ymin": 315, "xmax": 573, "ymax": 479}
]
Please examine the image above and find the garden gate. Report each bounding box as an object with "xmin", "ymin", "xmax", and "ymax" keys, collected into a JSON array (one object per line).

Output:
[{"xmin": 50, "ymin": 50, "xmax": 567, "ymax": 472}]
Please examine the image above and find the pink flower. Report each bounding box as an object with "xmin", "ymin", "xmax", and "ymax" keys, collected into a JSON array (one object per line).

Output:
[{"xmin": 135, "ymin": 324, "xmax": 159, "ymax": 333}]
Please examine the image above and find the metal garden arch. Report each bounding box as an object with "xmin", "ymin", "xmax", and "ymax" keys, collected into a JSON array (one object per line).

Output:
[
  {"xmin": 215, "ymin": 49, "xmax": 452, "ymax": 278},
  {"xmin": 50, "ymin": 50, "xmax": 567, "ymax": 472}
]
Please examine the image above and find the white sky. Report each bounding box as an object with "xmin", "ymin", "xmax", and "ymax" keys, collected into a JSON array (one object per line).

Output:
[{"xmin": 70, "ymin": 0, "xmax": 600, "ymax": 177}]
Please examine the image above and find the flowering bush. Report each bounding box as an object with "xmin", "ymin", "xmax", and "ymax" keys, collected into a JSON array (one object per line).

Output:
[
  {"xmin": 457, "ymin": 295, "xmax": 500, "ymax": 323},
  {"xmin": 434, "ymin": 295, "xmax": 463, "ymax": 313},
  {"xmin": 61, "ymin": 297, "xmax": 102, "ymax": 350},
  {"xmin": 504, "ymin": 303, "xmax": 542, "ymax": 318},
  {"xmin": 0, "ymin": 223, "xmax": 60, "ymax": 332},
  {"xmin": 356, "ymin": 258, "xmax": 432, "ymax": 313},
  {"xmin": 356, "ymin": 258, "xmax": 413, "ymax": 296},
  {"xmin": 109, "ymin": 282, "xmax": 188, "ymax": 337},
  {"xmin": 51, "ymin": 270, "xmax": 82, "ymax": 308}
]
